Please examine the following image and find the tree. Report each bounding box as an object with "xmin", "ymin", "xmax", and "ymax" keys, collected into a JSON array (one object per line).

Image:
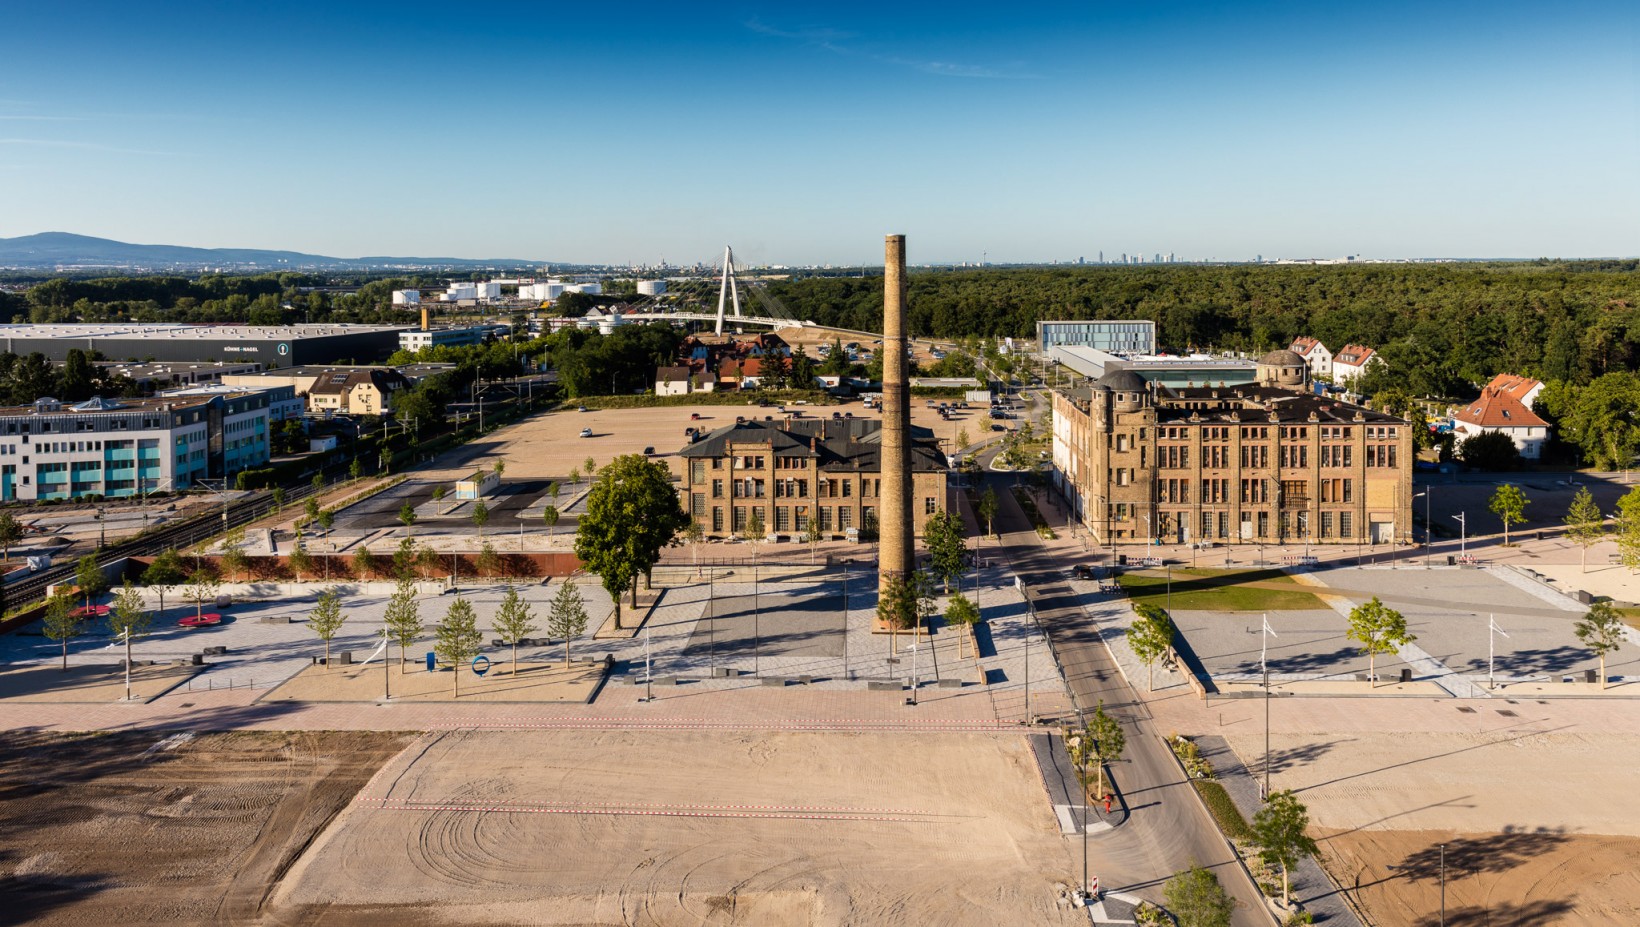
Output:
[
  {"xmin": 1128, "ymin": 604, "xmax": 1176, "ymax": 692},
  {"xmin": 790, "ymin": 344, "xmax": 816, "ymax": 389},
  {"xmin": 182, "ymin": 568, "xmax": 219, "ymax": 620},
  {"xmin": 392, "ymin": 536, "xmax": 420, "ymax": 581},
  {"xmin": 921, "ymin": 510, "xmax": 970, "ymax": 592},
  {"xmin": 569, "ymin": 465, "xmax": 581, "ymax": 486},
  {"xmin": 432, "ymin": 485, "xmax": 447, "ymax": 515},
  {"xmin": 542, "ymin": 504, "xmax": 559, "ymax": 538},
  {"xmin": 1251, "ymin": 790, "xmax": 1319, "ymax": 907},
  {"xmin": 546, "ymin": 580, "xmax": 591, "ymax": 666},
  {"xmin": 493, "ymin": 458, "xmax": 506, "ymax": 481},
  {"xmin": 944, "ymin": 591, "xmax": 981, "ymax": 659},
  {"xmin": 271, "ymin": 486, "xmax": 286, "ymax": 515},
  {"xmin": 349, "ymin": 458, "xmax": 363, "ymax": 483},
  {"xmin": 220, "ymin": 544, "xmax": 249, "ymax": 582},
  {"xmin": 74, "ymin": 554, "xmax": 108, "ymax": 610},
  {"xmin": 316, "ymin": 508, "xmax": 335, "ymax": 540},
  {"xmin": 1077, "ymin": 700, "xmax": 1126, "ymax": 798},
  {"xmin": 1616, "ymin": 486, "xmax": 1640, "ymax": 572},
  {"xmin": 312, "ymin": 473, "xmax": 325, "ymax": 493},
  {"xmin": 471, "ymin": 499, "xmax": 490, "ymax": 539},
  {"xmin": 492, "ymin": 585, "xmax": 537, "ymax": 676},
  {"xmin": 1488, "ymin": 483, "xmax": 1530, "ymax": 546},
  {"xmin": 1564, "ymin": 485, "xmax": 1605, "ymax": 572},
  {"xmin": 583, "ymin": 456, "xmax": 597, "ymax": 478},
  {"xmin": 802, "ymin": 511, "xmax": 824, "ymax": 564},
  {"xmin": 434, "ymin": 595, "xmax": 483, "ymax": 696},
  {"xmin": 977, "ymin": 486, "xmax": 999, "ymax": 538},
  {"xmin": 1457, "ymin": 430, "xmax": 1521, "ymax": 471},
  {"xmin": 287, "ymin": 542, "xmax": 315, "ymax": 582},
  {"xmin": 1163, "ymin": 864, "xmax": 1236, "ymax": 927},
  {"xmin": 41, "ymin": 593, "xmax": 80, "ymax": 672},
  {"xmin": 475, "ymin": 540, "xmax": 502, "ymax": 578},
  {"xmin": 108, "ymin": 580, "xmax": 151, "ymax": 702},
  {"xmin": 573, "ymin": 454, "xmax": 690, "ymax": 629},
  {"xmin": 742, "ymin": 508, "xmax": 766, "ymax": 560},
  {"xmin": 140, "ymin": 548, "xmax": 187, "ymax": 612},
  {"xmin": 1346, "ymin": 596, "xmax": 1415, "ymax": 686},
  {"xmin": 955, "ymin": 427, "xmax": 971, "ymax": 451},
  {"xmin": 0, "ymin": 512, "xmax": 22, "ymax": 562},
  {"xmin": 351, "ymin": 546, "xmax": 378, "ymax": 580},
  {"xmin": 399, "ymin": 501, "xmax": 417, "ymax": 536},
  {"xmin": 305, "ymin": 496, "xmax": 322, "ymax": 525},
  {"xmin": 1574, "ymin": 602, "xmax": 1626, "ymax": 690},
  {"xmin": 382, "ymin": 577, "xmax": 423, "ymax": 674},
  {"xmin": 308, "ymin": 587, "xmax": 346, "ymax": 666}
]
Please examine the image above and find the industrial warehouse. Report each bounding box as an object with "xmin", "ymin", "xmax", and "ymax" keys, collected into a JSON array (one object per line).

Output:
[{"xmin": 0, "ymin": 323, "xmax": 408, "ymax": 366}]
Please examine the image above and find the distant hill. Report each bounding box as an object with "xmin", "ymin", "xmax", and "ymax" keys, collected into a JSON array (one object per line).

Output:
[{"xmin": 0, "ymin": 232, "xmax": 540, "ymax": 270}]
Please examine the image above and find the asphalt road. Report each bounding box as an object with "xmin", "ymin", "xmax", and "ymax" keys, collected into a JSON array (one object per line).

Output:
[{"xmin": 986, "ymin": 473, "xmax": 1272, "ymax": 924}]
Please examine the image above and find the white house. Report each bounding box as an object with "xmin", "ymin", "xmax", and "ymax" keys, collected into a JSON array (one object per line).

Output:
[
  {"xmin": 1288, "ymin": 337, "xmax": 1333, "ymax": 379},
  {"xmin": 656, "ymin": 366, "xmax": 693, "ymax": 397},
  {"xmin": 1452, "ymin": 387, "xmax": 1550, "ymax": 460},
  {"xmin": 1331, "ymin": 344, "xmax": 1381, "ymax": 386}
]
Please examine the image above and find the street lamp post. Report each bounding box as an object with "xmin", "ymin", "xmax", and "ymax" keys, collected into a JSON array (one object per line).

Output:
[
  {"xmin": 1452, "ymin": 512, "xmax": 1467, "ymax": 561},
  {"xmin": 1488, "ymin": 614, "xmax": 1510, "ymax": 690},
  {"xmin": 1261, "ymin": 613, "xmax": 1279, "ymax": 800},
  {"xmin": 1414, "ymin": 490, "xmax": 1428, "ymax": 567}
]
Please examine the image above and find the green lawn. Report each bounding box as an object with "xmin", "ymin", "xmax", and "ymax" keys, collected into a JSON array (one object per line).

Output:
[
  {"xmin": 1117, "ymin": 568, "xmax": 1325, "ymax": 612},
  {"xmin": 1617, "ymin": 608, "xmax": 1640, "ymax": 631}
]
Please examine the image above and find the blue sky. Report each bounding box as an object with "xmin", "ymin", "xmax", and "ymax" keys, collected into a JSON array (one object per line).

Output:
[{"xmin": 1, "ymin": 1, "xmax": 1635, "ymax": 264}]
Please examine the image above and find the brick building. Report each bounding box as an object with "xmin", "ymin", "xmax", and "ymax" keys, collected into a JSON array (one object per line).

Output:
[
  {"xmin": 1051, "ymin": 350, "xmax": 1414, "ymax": 546},
  {"xmin": 677, "ymin": 418, "xmax": 949, "ymax": 540}
]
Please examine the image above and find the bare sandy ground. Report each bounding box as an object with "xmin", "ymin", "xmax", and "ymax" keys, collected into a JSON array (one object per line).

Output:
[
  {"xmin": 0, "ymin": 730, "xmax": 412, "ymax": 926},
  {"xmin": 261, "ymin": 658, "xmax": 607, "ymax": 704},
  {"xmin": 1322, "ymin": 828, "xmax": 1640, "ymax": 926},
  {"xmin": 1222, "ymin": 729, "xmax": 1640, "ymax": 923},
  {"xmin": 274, "ymin": 729, "xmax": 1082, "ymax": 926},
  {"xmin": 0, "ymin": 662, "xmax": 197, "ymax": 703}
]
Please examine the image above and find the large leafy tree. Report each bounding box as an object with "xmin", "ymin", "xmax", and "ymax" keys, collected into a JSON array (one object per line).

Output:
[
  {"xmin": 1617, "ymin": 487, "xmax": 1640, "ymax": 572},
  {"xmin": 1251, "ymin": 790, "xmax": 1320, "ymax": 907},
  {"xmin": 573, "ymin": 454, "xmax": 689, "ymax": 629},
  {"xmin": 1457, "ymin": 430, "xmax": 1521, "ymax": 471},
  {"xmin": 0, "ymin": 512, "xmax": 22, "ymax": 562},
  {"xmin": 1346, "ymin": 596, "xmax": 1416, "ymax": 686},
  {"xmin": 1538, "ymin": 372, "xmax": 1640, "ymax": 469}
]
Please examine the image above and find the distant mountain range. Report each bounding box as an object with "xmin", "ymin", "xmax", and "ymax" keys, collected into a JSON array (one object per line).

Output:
[{"xmin": 0, "ymin": 232, "xmax": 542, "ymax": 271}]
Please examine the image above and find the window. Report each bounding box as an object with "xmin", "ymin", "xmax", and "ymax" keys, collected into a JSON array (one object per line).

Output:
[
  {"xmin": 925, "ymin": 497, "xmax": 937, "ymax": 514},
  {"xmin": 1320, "ymin": 512, "xmax": 1334, "ymax": 538},
  {"xmin": 1340, "ymin": 512, "xmax": 1353, "ymax": 538}
]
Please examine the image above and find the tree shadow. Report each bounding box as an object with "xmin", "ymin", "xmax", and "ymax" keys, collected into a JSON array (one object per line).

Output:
[
  {"xmin": 1411, "ymin": 899, "xmax": 1573, "ymax": 926},
  {"xmin": 1233, "ymin": 646, "xmax": 1360, "ymax": 676},
  {"xmin": 1454, "ymin": 646, "xmax": 1589, "ymax": 675},
  {"xmin": 0, "ymin": 848, "xmax": 112, "ymax": 924},
  {"xmin": 1392, "ymin": 828, "xmax": 1568, "ymax": 881}
]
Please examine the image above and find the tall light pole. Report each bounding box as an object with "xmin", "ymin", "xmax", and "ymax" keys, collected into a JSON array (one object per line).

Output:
[
  {"xmin": 1488, "ymin": 615, "xmax": 1510, "ymax": 690},
  {"xmin": 1440, "ymin": 842, "xmax": 1447, "ymax": 926},
  {"xmin": 1414, "ymin": 490, "xmax": 1428, "ymax": 566},
  {"xmin": 1261, "ymin": 613, "xmax": 1279, "ymax": 800},
  {"xmin": 1452, "ymin": 512, "xmax": 1467, "ymax": 561}
]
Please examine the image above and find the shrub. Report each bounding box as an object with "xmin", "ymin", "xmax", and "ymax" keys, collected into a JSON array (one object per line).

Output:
[{"xmin": 1193, "ymin": 779, "xmax": 1252, "ymax": 842}]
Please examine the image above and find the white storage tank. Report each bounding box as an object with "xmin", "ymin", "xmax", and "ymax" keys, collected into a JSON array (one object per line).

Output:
[{"xmin": 636, "ymin": 280, "xmax": 666, "ymax": 296}]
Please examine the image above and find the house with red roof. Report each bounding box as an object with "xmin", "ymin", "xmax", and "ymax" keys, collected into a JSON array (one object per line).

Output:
[
  {"xmin": 1483, "ymin": 373, "xmax": 1544, "ymax": 410},
  {"xmin": 1288, "ymin": 336, "xmax": 1332, "ymax": 379},
  {"xmin": 1452, "ymin": 386, "xmax": 1550, "ymax": 459},
  {"xmin": 1331, "ymin": 344, "xmax": 1381, "ymax": 386}
]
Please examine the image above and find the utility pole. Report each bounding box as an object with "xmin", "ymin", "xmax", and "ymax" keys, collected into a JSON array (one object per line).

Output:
[
  {"xmin": 1262, "ymin": 613, "xmax": 1279, "ymax": 799},
  {"xmin": 1488, "ymin": 614, "xmax": 1510, "ymax": 690},
  {"xmin": 1452, "ymin": 512, "xmax": 1467, "ymax": 561}
]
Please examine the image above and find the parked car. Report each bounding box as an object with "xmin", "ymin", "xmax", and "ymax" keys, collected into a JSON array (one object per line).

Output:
[
  {"xmin": 577, "ymin": 405, "xmax": 588, "ymax": 413},
  {"xmin": 690, "ymin": 412, "xmax": 702, "ymax": 420},
  {"xmin": 579, "ymin": 428, "xmax": 593, "ymax": 438}
]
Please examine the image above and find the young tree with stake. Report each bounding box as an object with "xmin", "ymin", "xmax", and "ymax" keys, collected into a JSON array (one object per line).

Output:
[
  {"xmin": 1080, "ymin": 700, "xmax": 1126, "ymax": 798},
  {"xmin": 921, "ymin": 510, "xmax": 970, "ymax": 593},
  {"xmin": 547, "ymin": 580, "xmax": 590, "ymax": 666},
  {"xmin": 944, "ymin": 591, "xmax": 981, "ymax": 659},
  {"xmin": 1251, "ymin": 790, "xmax": 1320, "ymax": 907},
  {"xmin": 308, "ymin": 587, "xmax": 346, "ymax": 666},
  {"xmin": 435, "ymin": 595, "xmax": 483, "ymax": 696},
  {"xmin": 803, "ymin": 512, "xmax": 824, "ymax": 564},
  {"xmin": 1575, "ymin": 601, "xmax": 1626, "ymax": 690},
  {"xmin": 351, "ymin": 545, "xmax": 377, "ymax": 580},
  {"xmin": 287, "ymin": 541, "xmax": 315, "ymax": 582},
  {"xmin": 108, "ymin": 580, "xmax": 151, "ymax": 701},
  {"xmin": 141, "ymin": 549, "xmax": 187, "ymax": 613},
  {"xmin": 432, "ymin": 485, "xmax": 447, "ymax": 515},
  {"xmin": 542, "ymin": 504, "xmax": 559, "ymax": 538},
  {"xmin": 183, "ymin": 568, "xmax": 219, "ymax": 620},
  {"xmin": 1489, "ymin": 483, "xmax": 1530, "ymax": 546},
  {"xmin": 1347, "ymin": 596, "xmax": 1415, "ymax": 686},
  {"xmin": 74, "ymin": 554, "xmax": 108, "ymax": 611},
  {"xmin": 399, "ymin": 501, "xmax": 417, "ymax": 537},
  {"xmin": 1128, "ymin": 604, "xmax": 1176, "ymax": 692},
  {"xmin": 382, "ymin": 577, "xmax": 422, "ymax": 673},
  {"xmin": 41, "ymin": 593, "xmax": 81, "ymax": 672},
  {"xmin": 977, "ymin": 486, "xmax": 999, "ymax": 539},
  {"xmin": 476, "ymin": 540, "xmax": 502, "ymax": 578},
  {"xmin": 1564, "ymin": 486, "xmax": 1606, "ymax": 573},
  {"xmin": 471, "ymin": 499, "xmax": 490, "ymax": 539},
  {"xmin": 491, "ymin": 585, "xmax": 537, "ymax": 676}
]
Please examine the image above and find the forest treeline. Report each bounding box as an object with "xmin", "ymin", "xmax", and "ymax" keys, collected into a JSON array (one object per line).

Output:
[{"xmin": 766, "ymin": 262, "xmax": 1640, "ymax": 396}]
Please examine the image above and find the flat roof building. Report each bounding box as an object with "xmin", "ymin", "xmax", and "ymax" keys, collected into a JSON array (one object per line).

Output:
[
  {"xmin": 0, "ymin": 323, "xmax": 407, "ymax": 366},
  {"xmin": 1050, "ymin": 345, "xmax": 1257, "ymax": 388},
  {"xmin": 1037, "ymin": 319, "xmax": 1155, "ymax": 354}
]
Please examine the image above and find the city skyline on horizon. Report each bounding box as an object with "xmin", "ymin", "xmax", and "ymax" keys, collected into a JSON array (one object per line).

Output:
[{"xmin": 1, "ymin": 1, "xmax": 1635, "ymax": 266}]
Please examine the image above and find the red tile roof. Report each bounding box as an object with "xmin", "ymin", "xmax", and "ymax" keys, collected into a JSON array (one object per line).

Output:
[
  {"xmin": 1484, "ymin": 373, "xmax": 1542, "ymax": 402},
  {"xmin": 1454, "ymin": 387, "xmax": 1547, "ymax": 429},
  {"xmin": 1289, "ymin": 336, "xmax": 1325, "ymax": 357},
  {"xmin": 1334, "ymin": 344, "xmax": 1376, "ymax": 367}
]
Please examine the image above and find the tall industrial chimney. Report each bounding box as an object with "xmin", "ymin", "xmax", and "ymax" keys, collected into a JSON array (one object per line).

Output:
[
  {"xmin": 420, "ymin": 306, "xmax": 430, "ymax": 332},
  {"xmin": 878, "ymin": 234, "xmax": 913, "ymax": 597}
]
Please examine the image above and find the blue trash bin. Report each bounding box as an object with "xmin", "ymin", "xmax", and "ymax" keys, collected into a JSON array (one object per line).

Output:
[{"xmin": 426, "ymin": 651, "xmax": 437, "ymax": 672}]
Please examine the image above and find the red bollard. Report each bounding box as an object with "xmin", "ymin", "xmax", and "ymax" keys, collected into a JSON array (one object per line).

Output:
[{"xmin": 1103, "ymin": 794, "xmax": 1113, "ymax": 814}]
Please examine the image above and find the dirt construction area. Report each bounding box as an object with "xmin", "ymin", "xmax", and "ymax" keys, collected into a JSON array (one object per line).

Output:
[
  {"xmin": 273, "ymin": 729, "xmax": 1082, "ymax": 926},
  {"xmin": 0, "ymin": 730, "xmax": 414, "ymax": 926}
]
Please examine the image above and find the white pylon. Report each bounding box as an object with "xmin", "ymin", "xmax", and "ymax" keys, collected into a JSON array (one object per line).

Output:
[{"xmin": 714, "ymin": 245, "xmax": 742, "ymax": 336}]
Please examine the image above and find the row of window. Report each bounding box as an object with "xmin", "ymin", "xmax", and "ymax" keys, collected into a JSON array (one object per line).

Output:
[
  {"xmin": 1125, "ymin": 509, "xmax": 1359, "ymax": 539},
  {"xmin": 1150, "ymin": 478, "xmax": 1356, "ymax": 505},
  {"xmin": 693, "ymin": 500, "xmax": 939, "ymax": 532}
]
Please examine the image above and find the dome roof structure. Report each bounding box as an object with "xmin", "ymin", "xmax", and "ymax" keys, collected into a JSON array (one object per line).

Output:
[
  {"xmin": 1094, "ymin": 369, "xmax": 1148, "ymax": 392},
  {"xmin": 1258, "ymin": 349, "xmax": 1305, "ymax": 366}
]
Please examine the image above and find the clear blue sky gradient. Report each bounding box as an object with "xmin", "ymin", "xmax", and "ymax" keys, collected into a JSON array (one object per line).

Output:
[{"xmin": 1, "ymin": 1, "xmax": 1635, "ymax": 265}]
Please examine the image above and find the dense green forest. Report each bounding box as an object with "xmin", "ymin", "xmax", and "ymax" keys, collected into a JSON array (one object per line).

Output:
[{"xmin": 767, "ymin": 262, "xmax": 1640, "ymax": 395}]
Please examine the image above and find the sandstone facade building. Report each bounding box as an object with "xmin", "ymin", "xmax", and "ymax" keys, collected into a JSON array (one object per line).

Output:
[
  {"xmin": 1051, "ymin": 350, "xmax": 1414, "ymax": 546},
  {"xmin": 677, "ymin": 418, "xmax": 949, "ymax": 540}
]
